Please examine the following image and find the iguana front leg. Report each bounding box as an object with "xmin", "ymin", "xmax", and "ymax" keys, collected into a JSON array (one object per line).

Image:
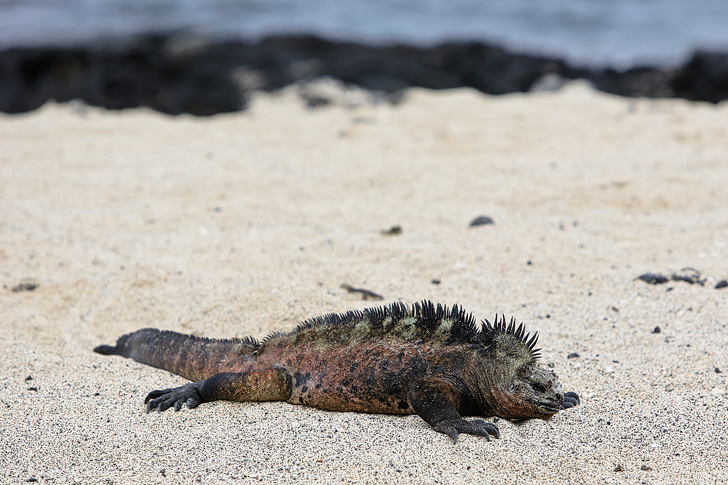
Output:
[
  {"xmin": 145, "ymin": 368, "xmax": 289, "ymax": 413},
  {"xmin": 561, "ymin": 391, "xmax": 580, "ymax": 409},
  {"xmin": 408, "ymin": 377, "xmax": 500, "ymax": 443}
]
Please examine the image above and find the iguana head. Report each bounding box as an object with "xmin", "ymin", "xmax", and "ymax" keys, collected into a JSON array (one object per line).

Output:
[
  {"xmin": 471, "ymin": 316, "xmax": 566, "ymax": 420},
  {"xmin": 499, "ymin": 363, "xmax": 565, "ymax": 419}
]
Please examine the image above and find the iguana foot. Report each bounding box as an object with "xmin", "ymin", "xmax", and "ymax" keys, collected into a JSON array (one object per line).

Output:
[
  {"xmin": 145, "ymin": 383, "xmax": 203, "ymax": 413},
  {"xmin": 560, "ymin": 391, "xmax": 580, "ymax": 409},
  {"xmin": 433, "ymin": 418, "xmax": 500, "ymax": 444}
]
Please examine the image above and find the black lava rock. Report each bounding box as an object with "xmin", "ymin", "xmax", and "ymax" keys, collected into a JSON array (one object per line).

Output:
[{"xmin": 1, "ymin": 34, "xmax": 727, "ymax": 115}]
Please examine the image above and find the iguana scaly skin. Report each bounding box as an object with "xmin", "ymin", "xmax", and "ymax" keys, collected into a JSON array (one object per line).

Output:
[{"xmin": 94, "ymin": 301, "xmax": 579, "ymax": 442}]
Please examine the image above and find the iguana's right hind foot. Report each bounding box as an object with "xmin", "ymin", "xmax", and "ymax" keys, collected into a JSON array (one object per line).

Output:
[{"xmin": 145, "ymin": 383, "xmax": 202, "ymax": 413}]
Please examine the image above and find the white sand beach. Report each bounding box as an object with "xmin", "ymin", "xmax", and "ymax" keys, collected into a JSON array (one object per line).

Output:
[{"xmin": 2, "ymin": 83, "xmax": 727, "ymax": 483}]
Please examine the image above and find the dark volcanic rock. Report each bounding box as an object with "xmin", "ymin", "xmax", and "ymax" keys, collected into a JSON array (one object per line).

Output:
[
  {"xmin": 0, "ymin": 37, "xmax": 243, "ymax": 115},
  {"xmin": 590, "ymin": 66, "xmax": 677, "ymax": 99},
  {"xmin": 0, "ymin": 34, "xmax": 726, "ymax": 116},
  {"xmin": 637, "ymin": 273, "xmax": 670, "ymax": 285},
  {"xmin": 672, "ymin": 51, "xmax": 728, "ymax": 104},
  {"xmin": 469, "ymin": 216, "xmax": 495, "ymax": 227}
]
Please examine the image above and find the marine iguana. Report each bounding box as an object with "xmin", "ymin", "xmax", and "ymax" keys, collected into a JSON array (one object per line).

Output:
[{"xmin": 94, "ymin": 300, "xmax": 579, "ymax": 442}]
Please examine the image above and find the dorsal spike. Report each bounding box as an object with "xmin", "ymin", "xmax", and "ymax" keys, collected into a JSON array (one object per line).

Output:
[
  {"xmin": 506, "ymin": 315, "xmax": 515, "ymax": 335},
  {"xmin": 271, "ymin": 302, "xmax": 540, "ymax": 352},
  {"xmin": 476, "ymin": 314, "xmax": 541, "ymax": 360}
]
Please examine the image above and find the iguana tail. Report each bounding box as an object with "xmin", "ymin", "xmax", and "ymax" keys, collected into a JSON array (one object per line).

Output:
[{"xmin": 94, "ymin": 328, "xmax": 261, "ymax": 382}]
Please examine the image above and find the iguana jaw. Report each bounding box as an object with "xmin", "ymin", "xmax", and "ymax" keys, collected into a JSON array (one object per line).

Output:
[{"xmin": 487, "ymin": 385, "xmax": 561, "ymax": 420}]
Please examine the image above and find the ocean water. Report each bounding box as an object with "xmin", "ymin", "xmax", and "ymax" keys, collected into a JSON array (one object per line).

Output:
[{"xmin": 1, "ymin": 0, "xmax": 728, "ymax": 68}]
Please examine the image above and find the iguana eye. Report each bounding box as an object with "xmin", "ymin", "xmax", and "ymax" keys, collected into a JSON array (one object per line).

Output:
[{"xmin": 531, "ymin": 383, "xmax": 546, "ymax": 393}]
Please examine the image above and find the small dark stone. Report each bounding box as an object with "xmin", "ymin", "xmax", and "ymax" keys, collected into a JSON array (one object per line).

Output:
[
  {"xmin": 380, "ymin": 225, "xmax": 402, "ymax": 235},
  {"xmin": 652, "ymin": 326, "xmax": 661, "ymax": 334},
  {"xmin": 715, "ymin": 280, "xmax": 728, "ymax": 289},
  {"xmin": 340, "ymin": 284, "xmax": 383, "ymax": 300},
  {"xmin": 469, "ymin": 216, "xmax": 494, "ymax": 227},
  {"xmin": 637, "ymin": 273, "xmax": 668, "ymax": 284},
  {"xmin": 27, "ymin": 386, "xmax": 38, "ymax": 391},
  {"xmin": 431, "ymin": 279, "xmax": 441, "ymax": 285},
  {"xmin": 640, "ymin": 465, "xmax": 652, "ymax": 471},
  {"xmin": 526, "ymin": 260, "xmax": 532, "ymax": 265},
  {"xmin": 613, "ymin": 464, "xmax": 625, "ymax": 472},
  {"xmin": 567, "ymin": 352, "xmax": 580, "ymax": 359},
  {"xmin": 11, "ymin": 281, "xmax": 39, "ymax": 292},
  {"xmin": 715, "ymin": 367, "xmax": 722, "ymax": 374},
  {"xmin": 670, "ymin": 267, "xmax": 705, "ymax": 285},
  {"xmin": 25, "ymin": 375, "xmax": 33, "ymax": 381},
  {"xmin": 305, "ymin": 96, "xmax": 331, "ymax": 108}
]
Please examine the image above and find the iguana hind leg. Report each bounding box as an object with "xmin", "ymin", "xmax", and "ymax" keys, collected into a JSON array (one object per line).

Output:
[
  {"xmin": 145, "ymin": 368, "xmax": 290, "ymax": 413},
  {"xmin": 408, "ymin": 377, "xmax": 500, "ymax": 443}
]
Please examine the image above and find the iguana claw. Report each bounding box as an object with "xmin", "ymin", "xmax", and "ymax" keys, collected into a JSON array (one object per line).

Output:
[
  {"xmin": 144, "ymin": 383, "xmax": 202, "ymax": 413},
  {"xmin": 560, "ymin": 391, "xmax": 580, "ymax": 410},
  {"xmin": 434, "ymin": 418, "xmax": 500, "ymax": 444}
]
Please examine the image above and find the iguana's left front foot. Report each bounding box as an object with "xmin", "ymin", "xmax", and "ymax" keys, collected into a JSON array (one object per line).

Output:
[
  {"xmin": 145, "ymin": 383, "xmax": 203, "ymax": 413},
  {"xmin": 560, "ymin": 391, "xmax": 580, "ymax": 409}
]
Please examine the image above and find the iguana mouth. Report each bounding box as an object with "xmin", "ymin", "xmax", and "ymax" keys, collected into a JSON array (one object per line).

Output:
[{"xmin": 538, "ymin": 397, "xmax": 562, "ymax": 415}]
